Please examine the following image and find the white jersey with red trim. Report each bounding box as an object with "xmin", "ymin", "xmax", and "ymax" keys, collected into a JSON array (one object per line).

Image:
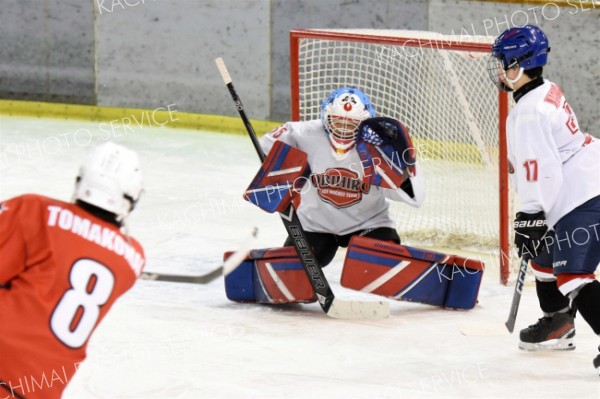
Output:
[
  {"xmin": 507, "ymin": 79, "xmax": 600, "ymax": 227},
  {"xmin": 260, "ymin": 119, "xmax": 424, "ymax": 235}
]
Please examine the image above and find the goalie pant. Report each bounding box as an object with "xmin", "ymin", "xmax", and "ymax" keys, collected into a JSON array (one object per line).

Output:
[{"xmin": 224, "ymin": 236, "xmax": 484, "ymax": 310}]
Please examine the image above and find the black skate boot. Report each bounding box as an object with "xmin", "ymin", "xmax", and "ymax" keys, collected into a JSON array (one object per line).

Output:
[{"xmin": 519, "ymin": 312, "xmax": 575, "ymax": 351}]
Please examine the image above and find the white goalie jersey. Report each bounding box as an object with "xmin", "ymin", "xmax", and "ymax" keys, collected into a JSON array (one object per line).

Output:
[
  {"xmin": 260, "ymin": 119, "xmax": 425, "ymax": 235},
  {"xmin": 507, "ymin": 79, "xmax": 600, "ymax": 228}
]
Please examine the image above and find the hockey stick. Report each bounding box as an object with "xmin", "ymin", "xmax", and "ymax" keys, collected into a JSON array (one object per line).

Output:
[
  {"xmin": 215, "ymin": 57, "xmax": 388, "ymax": 319},
  {"xmin": 140, "ymin": 228, "xmax": 258, "ymax": 284},
  {"xmin": 505, "ymin": 257, "xmax": 528, "ymax": 332},
  {"xmin": 140, "ymin": 268, "xmax": 223, "ymax": 284}
]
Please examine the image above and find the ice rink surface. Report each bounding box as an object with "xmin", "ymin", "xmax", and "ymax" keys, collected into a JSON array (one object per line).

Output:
[{"xmin": 1, "ymin": 116, "xmax": 599, "ymax": 398}]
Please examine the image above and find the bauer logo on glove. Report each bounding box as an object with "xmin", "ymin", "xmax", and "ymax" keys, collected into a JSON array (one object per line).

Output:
[
  {"xmin": 513, "ymin": 211, "xmax": 548, "ymax": 260},
  {"xmin": 244, "ymin": 141, "xmax": 311, "ymax": 213}
]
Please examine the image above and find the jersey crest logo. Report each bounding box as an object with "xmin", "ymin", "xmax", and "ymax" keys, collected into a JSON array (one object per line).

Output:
[
  {"xmin": 0, "ymin": 203, "xmax": 7, "ymax": 214},
  {"xmin": 311, "ymin": 168, "xmax": 369, "ymax": 208}
]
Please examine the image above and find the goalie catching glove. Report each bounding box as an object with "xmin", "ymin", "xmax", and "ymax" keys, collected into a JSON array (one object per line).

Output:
[
  {"xmin": 244, "ymin": 141, "xmax": 310, "ymax": 213},
  {"xmin": 514, "ymin": 211, "xmax": 548, "ymax": 260},
  {"xmin": 356, "ymin": 117, "xmax": 417, "ymax": 190}
]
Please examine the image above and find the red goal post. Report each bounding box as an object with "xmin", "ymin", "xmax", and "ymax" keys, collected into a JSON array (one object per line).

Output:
[{"xmin": 289, "ymin": 29, "xmax": 512, "ymax": 284}]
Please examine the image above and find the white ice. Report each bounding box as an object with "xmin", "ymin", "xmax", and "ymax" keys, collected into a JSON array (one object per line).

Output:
[{"xmin": 1, "ymin": 116, "xmax": 599, "ymax": 399}]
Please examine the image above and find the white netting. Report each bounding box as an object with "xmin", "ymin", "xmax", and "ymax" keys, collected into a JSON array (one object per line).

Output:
[{"xmin": 294, "ymin": 29, "xmax": 517, "ymax": 281}]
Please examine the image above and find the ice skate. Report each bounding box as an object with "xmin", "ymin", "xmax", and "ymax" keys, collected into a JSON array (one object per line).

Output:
[{"xmin": 519, "ymin": 312, "xmax": 575, "ymax": 351}]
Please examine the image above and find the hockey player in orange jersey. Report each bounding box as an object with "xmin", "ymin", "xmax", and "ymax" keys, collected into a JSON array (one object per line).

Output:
[{"xmin": 0, "ymin": 142, "xmax": 144, "ymax": 399}]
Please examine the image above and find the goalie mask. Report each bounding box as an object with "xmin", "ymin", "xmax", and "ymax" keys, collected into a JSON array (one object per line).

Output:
[
  {"xmin": 487, "ymin": 25, "xmax": 550, "ymax": 92},
  {"xmin": 74, "ymin": 141, "xmax": 143, "ymax": 223},
  {"xmin": 321, "ymin": 87, "xmax": 375, "ymax": 160}
]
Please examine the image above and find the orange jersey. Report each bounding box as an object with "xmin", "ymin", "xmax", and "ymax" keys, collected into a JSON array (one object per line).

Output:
[{"xmin": 0, "ymin": 194, "xmax": 145, "ymax": 399}]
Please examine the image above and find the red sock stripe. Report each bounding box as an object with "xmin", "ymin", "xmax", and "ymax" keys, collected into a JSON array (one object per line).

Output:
[
  {"xmin": 556, "ymin": 273, "xmax": 596, "ymax": 289},
  {"xmin": 530, "ymin": 261, "xmax": 553, "ymax": 274}
]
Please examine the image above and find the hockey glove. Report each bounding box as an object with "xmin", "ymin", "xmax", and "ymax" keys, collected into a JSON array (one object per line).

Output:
[
  {"xmin": 244, "ymin": 141, "xmax": 310, "ymax": 213},
  {"xmin": 514, "ymin": 211, "xmax": 548, "ymax": 261},
  {"xmin": 356, "ymin": 117, "xmax": 416, "ymax": 189},
  {"xmin": 358, "ymin": 117, "xmax": 416, "ymax": 170}
]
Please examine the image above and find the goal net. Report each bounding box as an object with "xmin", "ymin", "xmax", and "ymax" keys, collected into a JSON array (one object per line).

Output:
[{"xmin": 290, "ymin": 29, "xmax": 514, "ymax": 284}]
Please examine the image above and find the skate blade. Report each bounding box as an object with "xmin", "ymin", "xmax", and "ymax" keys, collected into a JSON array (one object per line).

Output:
[{"xmin": 518, "ymin": 337, "xmax": 576, "ymax": 352}]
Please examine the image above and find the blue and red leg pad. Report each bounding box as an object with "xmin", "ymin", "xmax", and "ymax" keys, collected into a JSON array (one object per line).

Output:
[
  {"xmin": 340, "ymin": 236, "xmax": 484, "ymax": 309},
  {"xmin": 224, "ymin": 246, "xmax": 316, "ymax": 304}
]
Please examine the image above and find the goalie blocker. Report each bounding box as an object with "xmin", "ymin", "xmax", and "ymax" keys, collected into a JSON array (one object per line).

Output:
[
  {"xmin": 243, "ymin": 140, "xmax": 310, "ymax": 213},
  {"xmin": 225, "ymin": 237, "xmax": 484, "ymax": 309}
]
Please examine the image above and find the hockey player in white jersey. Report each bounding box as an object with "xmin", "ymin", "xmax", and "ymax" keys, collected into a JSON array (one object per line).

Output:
[
  {"xmin": 225, "ymin": 87, "xmax": 485, "ymax": 310},
  {"xmin": 258, "ymin": 87, "xmax": 424, "ymax": 265},
  {"xmin": 489, "ymin": 25, "xmax": 600, "ymax": 372}
]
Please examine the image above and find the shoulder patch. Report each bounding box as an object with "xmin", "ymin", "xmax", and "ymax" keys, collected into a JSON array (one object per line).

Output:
[{"xmin": 544, "ymin": 84, "xmax": 563, "ymax": 109}]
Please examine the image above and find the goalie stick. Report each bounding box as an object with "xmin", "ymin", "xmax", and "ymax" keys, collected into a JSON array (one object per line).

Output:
[
  {"xmin": 215, "ymin": 57, "xmax": 388, "ymax": 320},
  {"xmin": 140, "ymin": 228, "xmax": 258, "ymax": 284}
]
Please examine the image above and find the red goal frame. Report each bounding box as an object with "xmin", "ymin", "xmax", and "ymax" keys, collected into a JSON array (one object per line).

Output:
[{"xmin": 289, "ymin": 29, "xmax": 511, "ymax": 284}]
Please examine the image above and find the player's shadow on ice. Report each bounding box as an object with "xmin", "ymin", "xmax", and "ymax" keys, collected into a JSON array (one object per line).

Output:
[{"xmin": 217, "ymin": 301, "xmax": 332, "ymax": 318}]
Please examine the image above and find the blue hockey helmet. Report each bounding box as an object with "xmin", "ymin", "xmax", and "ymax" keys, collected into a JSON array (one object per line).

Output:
[
  {"xmin": 487, "ymin": 25, "xmax": 550, "ymax": 91},
  {"xmin": 320, "ymin": 86, "xmax": 375, "ymax": 159}
]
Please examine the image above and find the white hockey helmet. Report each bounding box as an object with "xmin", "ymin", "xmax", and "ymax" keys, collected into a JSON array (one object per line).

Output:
[
  {"xmin": 74, "ymin": 142, "xmax": 143, "ymax": 222},
  {"xmin": 321, "ymin": 86, "xmax": 375, "ymax": 159}
]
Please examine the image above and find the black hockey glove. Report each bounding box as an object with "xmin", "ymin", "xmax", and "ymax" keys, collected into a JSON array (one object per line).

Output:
[{"xmin": 514, "ymin": 211, "xmax": 548, "ymax": 261}]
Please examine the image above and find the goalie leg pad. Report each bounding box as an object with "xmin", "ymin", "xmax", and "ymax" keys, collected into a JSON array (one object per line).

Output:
[
  {"xmin": 224, "ymin": 257, "xmax": 256, "ymax": 302},
  {"xmin": 224, "ymin": 247, "xmax": 316, "ymax": 304},
  {"xmin": 443, "ymin": 256, "xmax": 484, "ymax": 310},
  {"xmin": 340, "ymin": 236, "xmax": 484, "ymax": 310}
]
